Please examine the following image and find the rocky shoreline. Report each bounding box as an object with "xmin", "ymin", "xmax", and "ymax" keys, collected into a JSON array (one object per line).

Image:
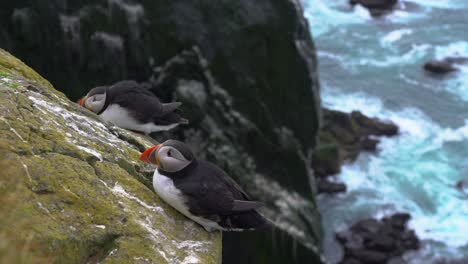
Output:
[
  {"xmin": 349, "ymin": 0, "xmax": 422, "ymax": 17},
  {"xmin": 424, "ymin": 57, "xmax": 468, "ymax": 75},
  {"xmin": 311, "ymin": 109, "xmax": 424, "ymax": 263},
  {"xmin": 313, "ymin": 108, "xmax": 399, "ymax": 194},
  {"xmin": 337, "ymin": 213, "xmax": 420, "ymax": 264}
]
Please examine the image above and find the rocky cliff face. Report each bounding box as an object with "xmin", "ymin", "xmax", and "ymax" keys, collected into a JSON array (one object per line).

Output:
[
  {"xmin": 0, "ymin": 48, "xmax": 222, "ymax": 263},
  {"xmin": 0, "ymin": 0, "xmax": 324, "ymax": 263}
]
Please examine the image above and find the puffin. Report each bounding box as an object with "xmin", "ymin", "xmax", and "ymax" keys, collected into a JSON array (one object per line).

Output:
[
  {"xmin": 139, "ymin": 140, "xmax": 268, "ymax": 232},
  {"xmin": 77, "ymin": 80, "xmax": 188, "ymax": 134}
]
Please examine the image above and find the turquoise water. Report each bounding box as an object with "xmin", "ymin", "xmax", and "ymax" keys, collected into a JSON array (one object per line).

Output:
[{"xmin": 303, "ymin": 0, "xmax": 468, "ymax": 262}]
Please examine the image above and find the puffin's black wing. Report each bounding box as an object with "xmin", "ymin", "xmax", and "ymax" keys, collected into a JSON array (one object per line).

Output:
[
  {"xmin": 107, "ymin": 81, "xmax": 176, "ymax": 125},
  {"xmin": 174, "ymin": 161, "xmax": 264, "ymax": 216},
  {"xmin": 107, "ymin": 81, "xmax": 184, "ymax": 125},
  {"xmin": 174, "ymin": 161, "xmax": 267, "ymax": 230}
]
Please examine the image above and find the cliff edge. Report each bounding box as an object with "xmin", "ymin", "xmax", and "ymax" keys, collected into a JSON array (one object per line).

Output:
[{"xmin": 0, "ymin": 48, "xmax": 222, "ymax": 264}]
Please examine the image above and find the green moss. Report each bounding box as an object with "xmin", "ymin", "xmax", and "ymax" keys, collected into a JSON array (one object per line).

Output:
[
  {"xmin": 0, "ymin": 71, "xmax": 10, "ymax": 78},
  {"xmin": 0, "ymin": 78, "xmax": 19, "ymax": 89}
]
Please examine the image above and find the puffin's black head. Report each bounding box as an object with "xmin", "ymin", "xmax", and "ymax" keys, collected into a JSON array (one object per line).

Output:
[
  {"xmin": 140, "ymin": 140, "xmax": 195, "ymax": 172},
  {"xmin": 77, "ymin": 86, "xmax": 107, "ymax": 113}
]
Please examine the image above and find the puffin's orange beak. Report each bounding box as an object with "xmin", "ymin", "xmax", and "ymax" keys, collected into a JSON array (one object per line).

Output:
[
  {"xmin": 140, "ymin": 145, "xmax": 161, "ymax": 165},
  {"xmin": 77, "ymin": 96, "xmax": 86, "ymax": 107}
]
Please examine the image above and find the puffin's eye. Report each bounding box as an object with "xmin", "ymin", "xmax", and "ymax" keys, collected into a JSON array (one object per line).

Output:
[{"xmin": 167, "ymin": 150, "xmax": 172, "ymax": 157}]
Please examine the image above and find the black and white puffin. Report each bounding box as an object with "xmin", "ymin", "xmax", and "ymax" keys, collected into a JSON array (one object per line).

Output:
[
  {"xmin": 140, "ymin": 140, "xmax": 268, "ymax": 232},
  {"xmin": 78, "ymin": 80, "xmax": 188, "ymax": 134}
]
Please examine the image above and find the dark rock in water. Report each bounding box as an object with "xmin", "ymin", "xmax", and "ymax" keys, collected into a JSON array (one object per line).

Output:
[
  {"xmin": 424, "ymin": 60, "xmax": 458, "ymax": 74},
  {"xmin": 351, "ymin": 111, "xmax": 398, "ymax": 137},
  {"xmin": 365, "ymin": 235, "xmax": 396, "ymax": 251},
  {"xmin": 360, "ymin": 137, "xmax": 379, "ymax": 152},
  {"xmin": 351, "ymin": 218, "xmax": 381, "ymax": 234},
  {"xmin": 349, "ymin": 249, "xmax": 388, "ymax": 263},
  {"xmin": 387, "ymin": 257, "xmax": 406, "ymax": 264},
  {"xmin": 387, "ymin": 212, "xmax": 411, "ymax": 230},
  {"xmin": 425, "ymin": 257, "xmax": 468, "ymax": 264},
  {"xmin": 351, "ymin": 0, "xmax": 422, "ymax": 17},
  {"xmin": 312, "ymin": 143, "xmax": 342, "ymax": 177},
  {"xmin": 315, "ymin": 109, "xmax": 362, "ymax": 175},
  {"xmin": 337, "ymin": 213, "xmax": 420, "ymax": 264},
  {"xmin": 423, "ymin": 56, "xmax": 468, "ymax": 74},
  {"xmin": 341, "ymin": 259, "xmax": 361, "ymax": 264},
  {"xmin": 350, "ymin": 0, "xmax": 398, "ymax": 16},
  {"xmin": 312, "ymin": 108, "xmax": 398, "ymax": 178},
  {"xmin": 317, "ymin": 179, "xmax": 347, "ymax": 194},
  {"xmin": 350, "ymin": 0, "xmax": 398, "ymax": 10},
  {"xmin": 336, "ymin": 232, "xmax": 365, "ymax": 250},
  {"xmin": 456, "ymin": 180, "xmax": 468, "ymax": 191},
  {"xmin": 445, "ymin": 56, "xmax": 468, "ymax": 64}
]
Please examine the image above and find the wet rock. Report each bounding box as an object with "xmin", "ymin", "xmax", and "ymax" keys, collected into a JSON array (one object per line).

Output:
[
  {"xmin": 424, "ymin": 59, "xmax": 458, "ymax": 74},
  {"xmin": 365, "ymin": 235, "xmax": 395, "ymax": 251},
  {"xmin": 336, "ymin": 232, "xmax": 365, "ymax": 250},
  {"xmin": 317, "ymin": 179, "xmax": 347, "ymax": 194},
  {"xmin": 312, "ymin": 143, "xmax": 342, "ymax": 177},
  {"xmin": 341, "ymin": 259, "xmax": 361, "ymax": 264},
  {"xmin": 388, "ymin": 257, "xmax": 406, "ymax": 264},
  {"xmin": 337, "ymin": 213, "xmax": 419, "ymax": 264},
  {"xmin": 313, "ymin": 108, "xmax": 398, "ymax": 178},
  {"xmin": 446, "ymin": 56, "xmax": 468, "ymax": 64},
  {"xmin": 351, "ymin": 111, "xmax": 398, "ymax": 137},
  {"xmin": 388, "ymin": 212, "xmax": 411, "ymax": 230},
  {"xmin": 351, "ymin": 219, "xmax": 381, "ymax": 234},
  {"xmin": 350, "ymin": 0, "xmax": 398, "ymax": 16},
  {"xmin": 350, "ymin": 0, "xmax": 398, "ymax": 9},
  {"xmin": 424, "ymin": 56, "xmax": 468, "ymax": 74},
  {"xmin": 456, "ymin": 180, "xmax": 468, "ymax": 191},
  {"xmin": 349, "ymin": 249, "xmax": 388, "ymax": 263},
  {"xmin": 360, "ymin": 137, "xmax": 379, "ymax": 152}
]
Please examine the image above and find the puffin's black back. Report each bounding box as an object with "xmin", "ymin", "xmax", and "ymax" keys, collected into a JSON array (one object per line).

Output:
[
  {"xmin": 162, "ymin": 160, "xmax": 268, "ymax": 230},
  {"xmin": 103, "ymin": 80, "xmax": 184, "ymax": 125}
]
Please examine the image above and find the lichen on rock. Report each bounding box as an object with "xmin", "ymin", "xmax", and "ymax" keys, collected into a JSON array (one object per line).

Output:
[{"xmin": 0, "ymin": 48, "xmax": 222, "ymax": 264}]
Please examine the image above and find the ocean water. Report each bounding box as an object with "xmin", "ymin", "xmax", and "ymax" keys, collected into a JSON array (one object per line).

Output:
[{"xmin": 302, "ymin": 0, "xmax": 468, "ymax": 263}]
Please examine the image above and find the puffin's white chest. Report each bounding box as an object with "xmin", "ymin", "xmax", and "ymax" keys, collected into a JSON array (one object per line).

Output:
[
  {"xmin": 152, "ymin": 170, "xmax": 223, "ymax": 232},
  {"xmin": 100, "ymin": 104, "xmax": 179, "ymax": 134},
  {"xmin": 152, "ymin": 171, "xmax": 191, "ymax": 216}
]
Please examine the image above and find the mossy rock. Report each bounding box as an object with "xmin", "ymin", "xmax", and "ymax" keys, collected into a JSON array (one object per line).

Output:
[
  {"xmin": 312, "ymin": 143, "xmax": 342, "ymax": 177},
  {"xmin": 0, "ymin": 49, "xmax": 222, "ymax": 264}
]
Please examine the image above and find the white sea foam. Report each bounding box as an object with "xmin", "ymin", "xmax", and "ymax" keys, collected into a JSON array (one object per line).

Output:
[
  {"xmin": 430, "ymin": 41, "xmax": 468, "ymax": 101},
  {"xmin": 301, "ymin": 0, "xmax": 458, "ymax": 39},
  {"xmin": 307, "ymin": 0, "xmax": 468, "ymax": 261},
  {"xmin": 381, "ymin": 29, "xmax": 413, "ymax": 44},
  {"xmin": 355, "ymin": 44, "xmax": 431, "ymax": 67},
  {"xmin": 302, "ymin": 0, "xmax": 370, "ymax": 37},
  {"xmin": 434, "ymin": 41, "xmax": 468, "ymax": 60},
  {"xmin": 321, "ymin": 91, "xmax": 468, "ymax": 254},
  {"xmin": 405, "ymin": 0, "xmax": 467, "ymax": 9}
]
